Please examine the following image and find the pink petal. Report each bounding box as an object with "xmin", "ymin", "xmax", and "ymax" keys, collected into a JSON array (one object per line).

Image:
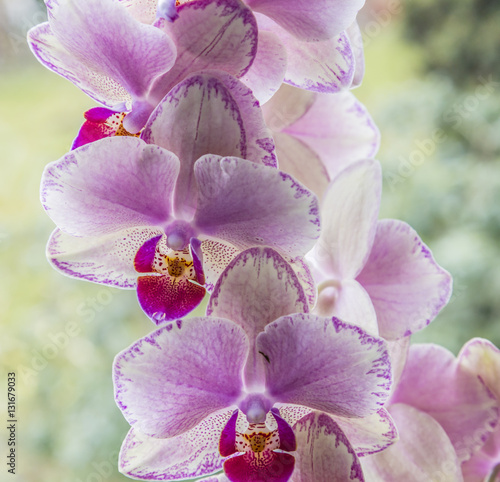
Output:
[
  {"xmin": 245, "ymin": 0, "xmax": 365, "ymax": 41},
  {"xmin": 461, "ymin": 430, "xmax": 500, "ymax": 482},
  {"xmin": 199, "ymin": 239, "xmax": 240, "ymax": 292},
  {"xmin": 193, "ymin": 156, "xmax": 320, "ymax": 258},
  {"xmin": 360, "ymin": 404, "xmax": 464, "ymax": 482},
  {"xmin": 335, "ymin": 408, "xmax": 398, "ymax": 457},
  {"xmin": 136, "ymin": 275, "xmax": 206, "ymax": 324},
  {"xmin": 47, "ymin": 227, "xmax": 162, "ymax": 288},
  {"xmin": 114, "ymin": 317, "xmax": 248, "ymax": 438},
  {"xmin": 224, "ymin": 451, "xmax": 295, "ymax": 482},
  {"xmin": 207, "ymin": 247, "xmax": 309, "ymax": 388},
  {"xmin": 357, "ymin": 219, "xmax": 453, "ymax": 340},
  {"xmin": 292, "ymin": 412, "xmax": 364, "ymax": 481},
  {"xmin": 258, "ymin": 314, "xmax": 391, "ymax": 418},
  {"xmin": 346, "ymin": 21, "xmax": 365, "ymax": 88},
  {"xmin": 118, "ymin": 0, "xmax": 159, "ymax": 24},
  {"xmin": 119, "ymin": 410, "xmax": 233, "ymax": 480},
  {"xmin": 151, "ymin": 0, "xmax": 258, "ymax": 101},
  {"xmin": 390, "ymin": 344, "xmax": 500, "ymax": 462},
  {"xmin": 312, "ymin": 160, "xmax": 381, "ymax": 280},
  {"xmin": 41, "ymin": 137, "xmax": 179, "ymax": 237},
  {"xmin": 142, "ymin": 72, "xmax": 276, "ymax": 218}
]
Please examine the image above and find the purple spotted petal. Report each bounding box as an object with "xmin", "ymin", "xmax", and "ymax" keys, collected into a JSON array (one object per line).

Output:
[
  {"xmin": 223, "ymin": 451, "xmax": 294, "ymax": 482},
  {"xmin": 257, "ymin": 313, "xmax": 391, "ymax": 418},
  {"xmin": 207, "ymin": 247, "xmax": 308, "ymax": 388},
  {"xmin": 245, "ymin": 0, "xmax": 365, "ymax": 41},
  {"xmin": 335, "ymin": 408, "xmax": 398, "ymax": 457},
  {"xmin": 199, "ymin": 239, "xmax": 240, "ymax": 292},
  {"xmin": 151, "ymin": 0, "xmax": 258, "ymax": 102},
  {"xmin": 47, "ymin": 227, "xmax": 162, "ymax": 288},
  {"xmin": 193, "ymin": 156, "xmax": 320, "ymax": 258},
  {"xmin": 360, "ymin": 404, "xmax": 464, "ymax": 482},
  {"xmin": 311, "ymin": 160, "xmax": 381, "ymax": 280},
  {"xmin": 114, "ymin": 317, "xmax": 248, "ymax": 438},
  {"xmin": 119, "ymin": 410, "xmax": 234, "ymax": 480},
  {"xmin": 136, "ymin": 275, "xmax": 206, "ymax": 324},
  {"xmin": 390, "ymin": 344, "xmax": 499, "ymax": 462},
  {"xmin": 357, "ymin": 219, "xmax": 452, "ymax": 340},
  {"xmin": 292, "ymin": 412, "xmax": 364, "ymax": 482},
  {"xmin": 41, "ymin": 137, "xmax": 179, "ymax": 237},
  {"xmin": 72, "ymin": 108, "xmax": 123, "ymax": 150},
  {"xmin": 219, "ymin": 410, "xmax": 239, "ymax": 457},
  {"xmin": 271, "ymin": 408, "xmax": 296, "ymax": 452},
  {"xmin": 142, "ymin": 72, "xmax": 276, "ymax": 218}
]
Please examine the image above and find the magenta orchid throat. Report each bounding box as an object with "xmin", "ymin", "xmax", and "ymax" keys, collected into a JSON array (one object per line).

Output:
[{"xmin": 29, "ymin": 0, "xmax": 500, "ymax": 481}]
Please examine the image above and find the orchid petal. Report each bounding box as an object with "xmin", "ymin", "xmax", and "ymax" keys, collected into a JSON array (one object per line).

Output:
[
  {"xmin": 114, "ymin": 318, "xmax": 248, "ymax": 438},
  {"xmin": 47, "ymin": 227, "xmax": 162, "ymax": 288},
  {"xmin": 224, "ymin": 451, "xmax": 295, "ymax": 482},
  {"xmin": 240, "ymin": 30, "xmax": 287, "ymax": 104},
  {"xmin": 284, "ymin": 92, "xmax": 380, "ymax": 179},
  {"xmin": 119, "ymin": 410, "xmax": 233, "ymax": 480},
  {"xmin": 335, "ymin": 408, "xmax": 398, "ymax": 457},
  {"xmin": 291, "ymin": 412, "xmax": 364, "ymax": 482},
  {"xmin": 199, "ymin": 239, "xmax": 240, "ymax": 292},
  {"xmin": 357, "ymin": 219, "xmax": 453, "ymax": 340},
  {"xmin": 207, "ymin": 247, "xmax": 309, "ymax": 388},
  {"xmin": 152, "ymin": 0, "xmax": 258, "ymax": 100},
  {"xmin": 462, "ymin": 430, "xmax": 500, "ymax": 482},
  {"xmin": 246, "ymin": 0, "xmax": 365, "ymax": 41},
  {"xmin": 136, "ymin": 275, "xmax": 206, "ymax": 324},
  {"xmin": 360, "ymin": 404, "xmax": 464, "ymax": 482},
  {"xmin": 346, "ymin": 21, "xmax": 365, "ymax": 88},
  {"xmin": 272, "ymin": 132, "xmax": 329, "ymax": 199},
  {"xmin": 313, "ymin": 160, "xmax": 381, "ymax": 280},
  {"xmin": 72, "ymin": 108, "xmax": 123, "ymax": 149},
  {"xmin": 390, "ymin": 344, "xmax": 499, "ymax": 462},
  {"xmin": 41, "ymin": 137, "xmax": 179, "ymax": 237},
  {"xmin": 119, "ymin": 0, "xmax": 159, "ymax": 24},
  {"xmin": 194, "ymin": 156, "xmax": 320, "ymax": 258},
  {"xmin": 142, "ymin": 72, "xmax": 276, "ymax": 218},
  {"xmin": 258, "ymin": 314, "xmax": 391, "ymax": 418}
]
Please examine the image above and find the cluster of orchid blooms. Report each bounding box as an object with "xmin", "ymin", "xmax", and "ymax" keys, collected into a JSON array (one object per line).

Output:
[{"xmin": 29, "ymin": 0, "xmax": 500, "ymax": 480}]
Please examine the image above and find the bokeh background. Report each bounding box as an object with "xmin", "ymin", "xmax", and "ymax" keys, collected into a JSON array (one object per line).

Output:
[{"xmin": 1, "ymin": 0, "xmax": 499, "ymax": 480}]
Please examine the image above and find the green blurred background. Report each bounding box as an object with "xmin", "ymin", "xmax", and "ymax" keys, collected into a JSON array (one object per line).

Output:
[{"xmin": 0, "ymin": 0, "xmax": 499, "ymax": 480}]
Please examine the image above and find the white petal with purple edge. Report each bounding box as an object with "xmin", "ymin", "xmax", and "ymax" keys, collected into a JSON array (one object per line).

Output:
[
  {"xmin": 291, "ymin": 412, "xmax": 364, "ymax": 482},
  {"xmin": 119, "ymin": 410, "xmax": 233, "ymax": 480},
  {"xmin": 357, "ymin": 219, "xmax": 453, "ymax": 340},
  {"xmin": 313, "ymin": 160, "xmax": 381, "ymax": 280},
  {"xmin": 346, "ymin": 21, "xmax": 365, "ymax": 88},
  {"xmin": 47, "ymin": 227, "xmax": 163, "ymax": 288},
  {"xmin": 390, "ymin": 344, "xmax": 500, "ymax": 462},
  {"xmin": 41, "ymin": 137, "xmax": 179, "ymax": 237},
  {"xmin": 194, "ymin": 156, "xmax": 320, "ymax": 258},
  {"xmin": 360, "ymin": 404, "xmax": 464, "ymax": 482},
  {"xmin": 258, "ymin": 313, "xmax": 392, "ymax": 418},
  {"xmin": 114, "ymin": 318, "xmax": 248, "ymax": 438},
  {"xmin": 246, "ymin": 0, "xmax": 365, "ymax": 41}
]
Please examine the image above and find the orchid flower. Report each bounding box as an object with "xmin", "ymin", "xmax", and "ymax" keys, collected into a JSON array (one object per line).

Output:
[
  {"xmin": 40, "ymin": 73, "xmax": 319, "ymax": 323},
  {"xmin": 262, "ymin": 84, "xmax": 380, "ymax": 198},
  {"xmin": 360, "ymin": 343, "xmax": 500, "ymax": 481},
  {"xmin": 113, "ymin": 248, "xmax": 393, "ymax": 481},
  {"xmin": 117, "ymin": 248, "xmax": 396, "ymax": 482},
  {"xmin": 28, "ymin": 0, "xmax": 286, "ymax": 132},
  {"xmin": 307, "ymin": 159, "xmax": 452, "ymax": 340},
  {"xmin": 459, "ymin": 339, "xmax": 500, "ymax": 482}
]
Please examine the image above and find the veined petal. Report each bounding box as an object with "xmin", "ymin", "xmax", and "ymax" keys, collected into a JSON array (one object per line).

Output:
[
  {"xmin": 47, "ymin": 227, "xmax": 162, "ymax": 288},
  {"xmin": 291, "ymin": 412, "xmax": 364, "ymax": 482},
  {"xmin": 357, "ymin": 219, "xmax": 453, "ymax": 340},
  {"xmin": 119, "ymin": 411, "xmax": 233, "ymax": 480},
  {"xmin": 257, "ymin": 314, "xmax": 392, "ymax": 418},
  {"xmin": 240, "ymin": 30, "xmax": 287, "ymax": 104},
  {"xmin": 390, "ymin": 344, "xmax": 499, "ymax": 462},
  {"xmin": 43, "ymin": 0, "xmax": 176, "ymax": 106},
  {"xmin": 360, "ymin": 404, "xmax": 464, "ymax": 482},
  {"xmin": 152, "ymin": 0, "xmax": 258, "ymax": 100},
  {"xmin": 114, "ymin": 318, "xmax": 248, "ymax": 438},
  {"xmin": 194, "ymin": 156, "xmax": 320, "ymax": 258},
  {"xmin": 313, "ymin": 160, "xmax": 381, "ymax": 280},
  {"xmin": 142, "ymin": 72, "xmax": 276, "ymax": 218},
  {"xmin": 207, "ymin": 247, "xmax": 309, "ymax": 388},
  {"xmin": 41, "ymin": 137, "xmax": 179, "ymax": 237},
  {"xmin": 245, "ymin": 0, "xmax": 365, "ymax": 41},
  {"xmin": 335, "ymin": 408, "xmax": 398, "ymax": 457}
]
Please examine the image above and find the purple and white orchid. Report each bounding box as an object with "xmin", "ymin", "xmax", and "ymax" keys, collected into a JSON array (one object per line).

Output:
[
  {"xmin": 114, "ymin": 247, "xmax": 393, "ymax": 481},
  {"xmin": 307, "ymin": 159, "xmax": 452, "ymax": 340}
]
